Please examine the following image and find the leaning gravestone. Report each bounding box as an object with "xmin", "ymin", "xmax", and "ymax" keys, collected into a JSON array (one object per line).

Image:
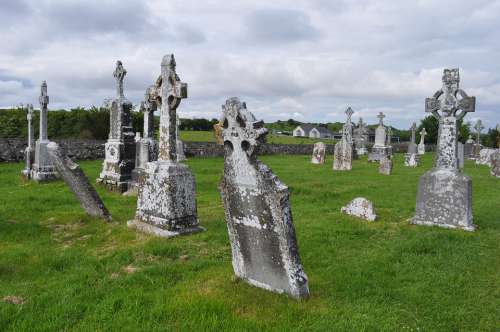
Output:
[
  {"xmin": 219, "ymin": 97, "xmax": 309, "ymax": 300},
  {"xmin": 354, "ymin": 117, "xmax": 368, "ymax": 156},
  {"xmin": 47, "ymin": 142, "xmax": 111, "ymax": 220},
  {"xmin": 311, "ymin": 142, "xmax": 326, "ymax": 164},
  {"xmin": 31, "ymin": 81, "xmax": 58, "ymax": 182},
  {"xmin": 404, "ymin": 122, "xmax": 419, "ymax": 167},
  {"xmin": 418, "ymin": 128, "xmax": 427, "ymax": 155},
  {"xmin": 490, "ymin": 151, "xmax": 500, "ymax": 177},
  {"xmin": 412, "ymin": 68, "xmax": 476, "ymax": 231},
  {"xmin": 128, "ymin": 54, "xmax": 203, "ymax": 238},
  {"xmin": 333, "ymin": 107, "xmax": 354, "ymax": 171},
  {"xmin": 379, "ymin": 155, "xmax": 393, "ymax": 175},
  {"xmin": 368, "ymin": 112, "xmax": 389, "ymax": 162},
  {"xmin": 97, "ymin": 61, "xmax": 136, "ymax": 192},
  {"xmin": 22, "ymin": 104, "xmax": 35, "ymax": 179}
]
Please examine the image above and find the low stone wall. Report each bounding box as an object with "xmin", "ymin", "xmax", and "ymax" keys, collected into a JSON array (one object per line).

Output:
[{"xmin": 0, "ymin": 138, "xmax": 434, "ymax": 162}]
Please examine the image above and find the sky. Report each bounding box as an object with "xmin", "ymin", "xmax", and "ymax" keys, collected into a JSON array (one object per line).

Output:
[{"xmin": 1, "ymin": 0, "xmax": 500, "ymax": 129}]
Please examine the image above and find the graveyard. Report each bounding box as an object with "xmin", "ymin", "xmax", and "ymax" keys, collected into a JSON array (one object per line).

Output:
[{"xmin": 1, "ymin": 153, "xmax": 499, "ymax": 330}]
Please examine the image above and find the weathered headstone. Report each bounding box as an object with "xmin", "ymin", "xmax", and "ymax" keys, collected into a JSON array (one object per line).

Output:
[
  {"xmin": 311, "ymin": 142, "xmax": 326, "ymax": 164},
  {"xmin": 473, "ymin": 119, "xmax": 484, "ymax": 159},
  {"xmin": 458, "ymin": 142, "xmax": 464, "ymax": 169},
  {"xmin": 219, "ymin": 97, "xmax": 309, "ymax": 300},
  {"xmin": 47, "ymin": 142, "xmax": 111, "ymax": 220},
  {"xmin": 368, "ymin": 112, "xmax": 389, "ymax": 162},
  {"xmin": 476, "ymin": 148, "xmax": 498, "ymax": 166},
  {"xmin": 464, "ymin": 135, "xmax": 475, "ymax": 159},
  {"xmin": 404, "ymin": 122, "xmax": 419, "ymax": 167},
  {"xmin": 22, "ymin": 104, "xmax": 35, "ymax": 179},
  {"xmin": 333, "ymin": 107, "xmax": 354, "ymax": 171},
  {"xmin": 341, "ymin": 198, "xmax": 377, "ymax": 221},
  {"xmin": 176, "ymin": 114, "xmax": 186, "ymax": 162},
  {"xmin": 31, "ymin": 81, "xmax": 58, "ymax": 182},
  {"xmin": 490, "ymin": 151, "xmax": 500, "ymax": 177},
  {"xmin": 131, "ymin": 87, "xmax": 158, "ymax": 186},
  {"xmin": 97, "ymin": 61, "xmax": 136, "ymax": 192},
  {"xmin": 128, "ymin": 54, "xmax": 203, "ymax": 238},
  {"xmin": 411, "ymin": 68, "xmax": 476, "ymax": 231},
  {"xmin": 418, "ymin": 127, "xmax": 427, "ymax": 155},
  {"xmin": 379, "ymin": 155, "xmax": 393, "ymax": 175},
  {"xmin": 354, "ymin": 117, "xmax": 368, "ymax": 155}
]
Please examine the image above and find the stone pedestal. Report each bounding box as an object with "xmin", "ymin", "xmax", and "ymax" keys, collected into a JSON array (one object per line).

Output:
[
  {"xmin": 129, "ymin": 161, "xmax": 202, "ymax": 237},
  {"xmin": 98, "ymin": 137, "xmax": 136, "ymax": 192},
  {"xmin": 412, "ymin": 169, "xmax": 474, "ymax": 231},
  {"xmin": 368, "ymin": 146, "xmax": 389, "ymax": 162}
]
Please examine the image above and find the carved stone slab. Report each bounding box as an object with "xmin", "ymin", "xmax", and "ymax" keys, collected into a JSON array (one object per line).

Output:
[
  {"xmin": 379, "ymin": 155, "xmax": 393, "ymax": 175},
  {"xmin": 311, "ymin": 142, "xmax": 326, "ymax": 164},
  {"xmin": 341, "ymin": 198, "xmax": 377, "ymax": 221},
  {"xmin": 219, "ymin": 97, "xmax": 309, "ymax": 300}
]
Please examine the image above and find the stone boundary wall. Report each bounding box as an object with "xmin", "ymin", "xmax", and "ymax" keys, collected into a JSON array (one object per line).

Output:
[{"xmin": 0, "ymin": 138, "xmax": 435, "ymax": 162}]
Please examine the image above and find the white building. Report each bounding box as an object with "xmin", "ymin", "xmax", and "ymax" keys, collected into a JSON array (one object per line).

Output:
[{"xmin": 293, "ymin": 124, "xmax": 334, "ymax": 139}]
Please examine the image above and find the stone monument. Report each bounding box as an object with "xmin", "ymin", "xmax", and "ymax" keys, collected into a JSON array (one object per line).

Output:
[
  {"xmin": 31, "ymin": 81, "xmax": 58, "ymax": 182},
  {"xmin": 354, "ymin": 117, "xmax": 368, "ymax": 155},
  {"xmin": 379, "ymin": 155, "xmax": 393, "ymax": 175},
  {"xmin": 219, "ymin": 97, "xmax": 309, "ymax": 300},
  {"xmin": 333, "ymin": 107, "xmax": 354, "ymax": 171},
  {"xmin": 368, "ymin": 112, "xmax": 389, "ymax": 162},
  {"xmin": 128, "ymin": 54, "xmax": 203, "ymax": 238},
  {"xmin": 411, "ymin": 68, "xmax": 476, "ymax": 231},
  {"xmin": 473, "ymin": 119, "xmax": 484, "ymax": 159},
  {"xmin": 490, "ymin": 151, "xmax": 500, "ymax": 177},
  {"xmin": 464, "ymin": 135, "xmax": 475, "ymax": 159},
  {"xmin": 22, "ymin": 104, "xmax": 35, "ymax": 179},
  {"xmin": 418, "ymin": 128, "xmax": 427, "ymax": 155},
  {"xmin": 311, "ymin": 142, "xmax": 326, "ymax": 164},
  {"xmin": 97, "ymin": 61, "xmax": 136, "ymax": 192},
  {"xmin": 404, "ymin": 122, "xmax": 419, "ymax": 167},
  {"xmin": 341, "ymin": 198, "xmax": 377, "ymax": 221}
]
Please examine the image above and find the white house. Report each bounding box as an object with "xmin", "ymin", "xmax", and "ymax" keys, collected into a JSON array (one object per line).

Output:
[{"xmin": 293, "ymin": 124, "xmax": 334, "ymax": 139}]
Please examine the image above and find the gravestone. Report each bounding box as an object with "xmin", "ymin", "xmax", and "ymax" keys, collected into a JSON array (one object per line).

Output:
[
  {"xmin": 341, "ymin": 198, "xmax": 377, "ymax": 221},
  {"xmin": 476, "ymin": 148, "xmax": 498, "ymax": 166},
  {"xmin": 311, "ymin": 142, "xmax": 326, "ymax": 164},
  {"xmin": 473, "ymin": 120, "xmax": 484, "ymax": 159},
  {"xmin": 379, "ymin": 155, "xmax": 393, "ymax": 175},
  {"xmin": 333, "ymin": 107, "xmax": 354, "ymax": 171},
  {"xmin": 368, "ymin": 112, "xmax": 389, "ymax": 162},
  {"xmin": 22, "ymin": 104, "xmax": 35, "ymax": 179},
  {"xmin": 458, "ymin": 142, "xmax": 464, "ymax": 169},
  {"xmin": 47, "ymin": 142, "xmax": 111, "ymax": 220},
  {"xmin": 214, "ymin": 120, "xmax": 224, "ymax": 145},
  {"xmin": 464, "ymin": 135, "xmax": 475, "ymax": 159},
  {"xmin": 418, "ymin": 128, "xmax": 427, "ymax": 155},
  {"xmin": 128, "ymin": 54, "xmax": 203, "ymax": 238},
  {"xmin": 404, "ymin": 122, "xmax": 419, "ymax": 167},
  {"xmin": 490, "ymin": 151, "xmax": 500, "ymax": 177},
  {"xmin": 97, "ymin": 61, "xmax": 136, "ymax": 192},
  {"xmin": 131, "ymin": 87, "xmax": 158, "ymax": 186},
  {"xmin": 412, "ymin": 68, "xmax": 476, "ymax": 231},
  {"xmin": 31, "ymin": 81, "xmax": 58, "ymax": 182},
  {"xmin": 219, "ymin": 97, "xmax": 309, "ymax": 300},
  {"xmin": 354, "ymin": 117, "xmax": 368, "ymax": 155},
  {"xmin": 176, "ymin": 114, "xmax": 186, "ymax": 162}
]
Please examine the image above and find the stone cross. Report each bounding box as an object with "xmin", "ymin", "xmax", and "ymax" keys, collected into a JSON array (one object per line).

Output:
[
  {"xmin": 39, "ymin": 81, "xmax": 49, "ymax": 142},
  {"xmin": 114, "ymin": 60, "xmax": 127, "ymax": 99},
  {"xmin": 142, "ymin": 86, "xmax": 157, "ymax": 139},
  {"xmin": 425, "ymin": 68, "xmax": 475, "ymax": 169},
  {"xmin": 419, "ymin": 128, "xmax": 427, "ymax": 145},
  {"xmin": 410, "ymin": 122, "xmax": 417, "ymax": 144},
  {"xmin": 474, "ymin": 119, "xmax": 484, "ymax": 144},
  {"xmin": 27, "ymin": 104, "xmax": 34, "ymax": 149},
  {"xmin": 344, "ymin": 107, "xmax": 354, "ymax": 144},
  {"xmin": 158, "ymin": 54, "xmax": 187, "ymax": 161},
  {"xmin": 377, "ymin": 112, "xmax": 385, "ymax": 126}
]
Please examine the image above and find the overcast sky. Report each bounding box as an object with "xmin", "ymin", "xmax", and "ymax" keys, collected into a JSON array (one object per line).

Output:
[{"xmin": 1, "ymin": 0, "xmax": 499, "ymax": 129}]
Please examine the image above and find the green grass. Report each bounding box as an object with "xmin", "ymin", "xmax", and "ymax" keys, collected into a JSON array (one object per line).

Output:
[
  {"xmin": 180, "ymin": 130, "xmax": 331, "ymax": 145},
  {"xmin": 0, "ymin": 154, "xmax": 499, "ymax": 331}
]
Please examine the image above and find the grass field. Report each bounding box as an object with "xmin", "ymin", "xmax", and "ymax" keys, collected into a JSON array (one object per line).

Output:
[
  {"xmin": 180, "ymin": 130, "xmax": 330, "ymax": 145},
  {"xmin": 0, "ymin": 154, "xmax": 499, "ymax": 331}
]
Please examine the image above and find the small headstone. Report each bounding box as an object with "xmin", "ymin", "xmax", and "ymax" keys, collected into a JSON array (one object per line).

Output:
[
  {"xmin": 128, "ymin": 54, "xmax": 203, "ymax": 238},
  {"xmin": 311, "ymin": 142, "xmax": 326, "ymax": 164},
  {"xmin": 404, "ymin": 122, "xmax": 419, "ymax": 167},
  {"xmin": 22, "ymin": 104, "xmax": 35, "ymax": 179},
  {"xmin": 412, "ymin": 68, "xmax": 476, "ymax": 231},
  {"xmin": 47, "ymin": 142, "xmax": 111, "ymax": 220},
  {"xmin": 31, "ymin": 81, "xmax": 58, "ymax": 182},
  {"xmin": 333, "ymin": 107, "xmax": 354, "ymax": 171},
  {"xmin": 418, "ymin": 127, "xmax": 427, "ymax": 155},
  {"xmin": 368, "ymin": 112, "xmax": 390, "ymax": 162},
  {"xmin": 476, "ymin": 148, "xmax": 498, "ymax": 166},
  {"xmin": 354, "ymin": 117, "xmax": 368, "ymax": 155},
  {"xmin": 379, "ymin": 155, "xmax": 393, "ymax": 175},
  {"xmin": 490, "ymin": 151, "xmax": 500, "ymax": 177},
  {"xmin": 341, "ymin": 198, "xmax": 377, "ymax": 221},
  {"xmin": 464, "ymin": 135, "xmax": 475, "ymax": 159},
  {"xmin": 97, "ymin": 61, "xmax": 136, "ymax": 192},
  {"xmin": 219, "ymin": 97, "xmax": 309, "ymax": 300}
]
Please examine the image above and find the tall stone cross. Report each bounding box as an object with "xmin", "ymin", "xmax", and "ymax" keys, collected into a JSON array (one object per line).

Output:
[
  {"xmin": 27, "ymin": 104, "xmax": 34, "ymax": 149},
  {"xmin": 474, "ymin": 119, "xmax": 484, "ymax": 144},
  {"xmin": 377, "ymin": 112, "xmax": 385, "ymax": 126},
  {"xmin": 410, "ymin": 122, "xmax": 417, "ymax": 144},
  {"xmin": 425, "ymin": 68, "xmax": 475, "ymax": 169},
  {"xmin": 39, "ymin": 81, "xmax": 49, "ymax": 142},
  {"xmin": 158, "ymin": 54, "xmax": 187, "ymax": 161},
  {"xmin": 344, "ymin": 107, "xmax": 354, "ymax": 143},
  {"xmin": 419, "ymin": 127, "xmax": 427, "ymax": 145},
  {"xmin": 114, "ymin": 61, "xmax": 126, "ymax": 99}
]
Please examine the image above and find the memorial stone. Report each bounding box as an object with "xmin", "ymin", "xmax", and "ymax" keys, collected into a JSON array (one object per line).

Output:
[
  {"xmin": 311, "ymin": 142, "xmax": 326, "ymax": 164},
  {"xmin": 490, "ymin": 151, "xmax": 500, "ymax": 177},
  {"xmin": 333, "ymin": 107, "xmax": 354, "ymax": 171},
  {"xmin": 379, "ymin": 155, "xmax": 393, "ymax": 175},
  {"xmin": 464, "ymin": 135, "xmax": 475, "ymax": 159},
  {"xmin": 354, "ymin": 117, "xmax": 368, "ymax": 155},
  {"xmin": 22, "ymin": 104, "xmax": 35, "ymax": 179},
  {"xmin": 418, "ymin": 128, "xmax": 427, "ymax": 155},
  {"xmin": 473, "ymin": 120, "xmax": 484, "ymax": 159},
  {"xmin": 341, "ymin": 198, "xmax": 377, "ymax": 221},
  {"xmin": 404, "ymin": 122, "xmax": 419, "ymax": 167},
  {"xmin": 368, "ymin": 112, "xmax": 389, "ymax": 162}
]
